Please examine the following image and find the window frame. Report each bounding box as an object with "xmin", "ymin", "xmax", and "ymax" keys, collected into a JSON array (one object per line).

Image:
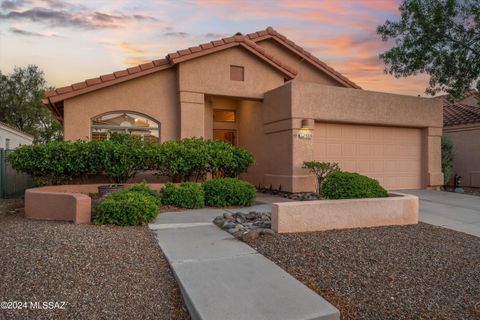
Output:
[
  {"xmin": 213, "ymin": 109, "xmax": 237, "ymax": 123},
  {"xmin": 91, "ymin": 111, "xmax": 161, "ymax": 143}
]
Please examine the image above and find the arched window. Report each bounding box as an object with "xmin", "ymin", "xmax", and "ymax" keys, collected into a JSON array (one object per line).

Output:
[{"xmin": 91, "ymin": 112, "xmax": 160, "ymax": 143}]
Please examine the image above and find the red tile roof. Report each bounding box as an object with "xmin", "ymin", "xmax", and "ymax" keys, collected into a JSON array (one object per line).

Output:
[
  {"xmin": 165, "ymin": 34, "xmax": 298, "ymax": 77},
  {"xmin": 443, "ymin": 101, "xmax": 480, "ymax": 126},
  {"xmin": 44, "ymin": 58, "xmax": 171, "ymax": 103},
  {"xmin": 43, "ymin": 27, "xmax": 361, "ymax": 117},
  {"xmin": 249, "ymin": 27, "xmax": 361, "ymax": 89}
]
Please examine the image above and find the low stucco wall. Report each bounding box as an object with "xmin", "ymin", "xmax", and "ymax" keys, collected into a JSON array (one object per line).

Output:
[
  {"xmin": 25, "ymin": 183, "xmax": 165, "ymax": 224},
  {"xmin": 272, "ymin": 193, "xmax": 418, "ymax": 233},
  {"xmin": 25, "ymin": 190, "xmax": 91, "ymax": 224}
]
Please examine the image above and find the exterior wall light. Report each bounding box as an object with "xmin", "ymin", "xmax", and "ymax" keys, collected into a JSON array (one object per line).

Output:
[{"xmin": 298, "ymin": 119, "xmax": 313, "ymax": 140}]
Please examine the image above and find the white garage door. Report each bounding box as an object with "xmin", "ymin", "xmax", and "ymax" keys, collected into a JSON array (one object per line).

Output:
[{"xmin": 314, "ymin": 122, "xmax": 424, "ymax": 190}]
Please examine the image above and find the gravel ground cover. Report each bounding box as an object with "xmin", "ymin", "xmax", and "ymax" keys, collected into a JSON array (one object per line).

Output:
[
  {"xmin": 0, "ymin": 199, "xmax": 189, "ymax": 320},
  {"xmin": 246, "ymin": 223, "xmax": 480, "ymax": 320}
]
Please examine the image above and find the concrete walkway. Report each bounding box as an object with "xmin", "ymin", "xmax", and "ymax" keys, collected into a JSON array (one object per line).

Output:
[
  {"xmin": 149, "ymin": 205, "xmax": 339, "ymax": 320},
  {"xmin": 402, "ymin": 189, "xmax": 480, "ymax": 237}
]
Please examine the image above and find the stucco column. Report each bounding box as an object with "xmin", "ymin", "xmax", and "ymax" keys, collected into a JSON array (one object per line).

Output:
[
  {"xmin": 425, "ymin": 127, "xmax": 444, "ymax": 188},
  {"xmin": 179, "ymin": 91, "xmax": 205, "ymax": 138}
]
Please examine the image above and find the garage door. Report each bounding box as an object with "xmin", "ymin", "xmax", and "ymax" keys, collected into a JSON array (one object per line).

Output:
[{"xmin": 314, "ymin": 122, "xmax": 423, "ymax": 190}]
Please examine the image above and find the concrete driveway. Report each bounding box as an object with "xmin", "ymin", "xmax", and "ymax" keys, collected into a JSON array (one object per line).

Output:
[{"xmin": 402, "ymin": 190, "xmax": 480, "ymax": 237}]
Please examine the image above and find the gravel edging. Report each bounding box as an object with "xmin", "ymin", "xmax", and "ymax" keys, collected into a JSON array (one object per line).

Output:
[
  {"xmin": 0, "ymin": 199, "xmax": 189, "ymax": 320},
  {"xmin": 246, "ymin": 223, "xmax": 480, "ymax": 320}
]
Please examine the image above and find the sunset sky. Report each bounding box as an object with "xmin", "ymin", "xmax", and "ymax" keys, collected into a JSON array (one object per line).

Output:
[{"xmin": 0, "ymin": 0, "xmax": 431, "ymax": 96}]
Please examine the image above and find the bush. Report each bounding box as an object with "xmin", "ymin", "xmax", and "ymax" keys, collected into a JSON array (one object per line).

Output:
[
  {"xmin": 7, "ymin": 141, "xmax": 96, "ymax": 185},
  {"xmin": 95, "ymin": 134, "xmax": 152, "ymax": 183},
  {"xmin": 7, "ymin": 135, "xmax": 255, "ymax": 186},
  {"xmin": 126, "ymin": 182, "xmax": 160, "ymax": 206},
  {"xmin": 155, "ymin": 138, "xmax": 211, "ymax": 182},
  {"xmin": 7, "ymin": 134, "xmax": 152, "ymax": 185},
  {"xmin": 203, "ymin": 178, "xmax": 256, "ymax": 207},
  {"xmin": 160, "ymin": 182, "xmax": 204, "ymax": 209},
  {"xmin": 321, "ymin": 172, "xmax": 388, "ymax": 199},
  {"xmin": 93, "ymin": 189, "xmax": 159, "ymax": 226},
  {"xmin": 441, "ymin": 134, "xmax": 454, "ymax": 185},
  {"xmin": 154, "ymin": 138, "xmax": 255, "ymax": 182}
]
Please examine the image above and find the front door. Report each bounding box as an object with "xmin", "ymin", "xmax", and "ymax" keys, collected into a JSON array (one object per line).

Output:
[{"xmin": 213, "ymin": 129, "xmax": 236, "ymax": 146}]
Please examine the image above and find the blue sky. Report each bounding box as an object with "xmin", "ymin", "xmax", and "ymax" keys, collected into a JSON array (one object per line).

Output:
[{"xmin": 0, "ymin": 0, "xmax": 429, "ymax": 95}]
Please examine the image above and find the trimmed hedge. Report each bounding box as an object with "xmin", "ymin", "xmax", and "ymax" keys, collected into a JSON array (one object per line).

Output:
[
  {"xmin": 321, "ymin": 172, "xmax": 388, "ymax": 199},
  {"xmin": 93, "ymin": 187, "xmax": 159, "ymax": 226},
  {"xmin": 203, "ymin": 178, "xmax": 256, "ymax": 207},
  {"xmin": 154, "ymin": 138, "xmax": 255, "ymax": 182},
  {"xmin": 160, "ymin": 182, "xmax": 204, "ymax": 209},
  {"xmin": 8, "ymin": 136, "xmax": 255, "ymax": 186}
]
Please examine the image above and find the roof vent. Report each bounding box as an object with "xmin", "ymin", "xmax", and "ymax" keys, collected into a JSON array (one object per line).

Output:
[{"xmin": 234, "ymin": 32, "xmax": 243, "ymax": 36}]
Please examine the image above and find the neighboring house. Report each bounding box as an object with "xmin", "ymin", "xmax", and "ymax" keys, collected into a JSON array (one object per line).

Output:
[
  {"xmin": 42, "ymin": 27, "xmax": 443, "ymax": 192},
  {"xmin": 441, "ymin": 91, "xmax": 480, "ymax": 188},
  {"xmin": 0, "ymin": 121, "xmax": 34, "ymax": 150}
]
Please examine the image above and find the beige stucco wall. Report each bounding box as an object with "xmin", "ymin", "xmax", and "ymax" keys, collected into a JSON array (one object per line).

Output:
[
  {"xmin": 444, "ymin": 124, "xmax": 480, "ymax": 187},
  {"xmin": 289, "ymin": 81, "xmax": 442, "ymax": 127},
  {"xmin": 263, "ymin": 81, "xmax": 444, "ymax": 192},
  {"xmin": 63, "ymin": 69, "xmax": 179, "ymax": 142},
  {"xmin": 178, "ymin": 46, "xmax": 286, "ymax": 100},
  {"xmin": 256, "ymin": 39, "xmax": 345, "ymax": 86}
]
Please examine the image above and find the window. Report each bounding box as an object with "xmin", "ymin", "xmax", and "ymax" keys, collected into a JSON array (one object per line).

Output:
[
  {"xmin": 91, "ymin": 112, "xmax": 160, "ymax": 143},
  {"xmin": 230, "ymin": 65, "xmax": 244, "ymax": 81},
  {"xmin": 213, "ymin": 109, "xmax": 236, "ymax": 122},
  {"xmin": 5, "ymin": 138, "xmax": 10, "ymax": 150}
]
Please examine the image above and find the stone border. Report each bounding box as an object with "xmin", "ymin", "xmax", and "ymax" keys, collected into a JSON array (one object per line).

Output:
[
  {"xmin": 25, "ymin": 183, "xmax": 165, "ymax": 224},
  {"xmin": 272, "ymin": 193, "xmax": 418, "ymax": 233}
]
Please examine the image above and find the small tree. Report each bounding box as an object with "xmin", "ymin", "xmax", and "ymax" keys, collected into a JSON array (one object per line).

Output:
[
  {"xmin": 441, "ymin": 134, "xmax": 455, "ymax": 185},
  {"xmin": 302, "ymin": 161, "xmax": 340, "ymax": 195}
]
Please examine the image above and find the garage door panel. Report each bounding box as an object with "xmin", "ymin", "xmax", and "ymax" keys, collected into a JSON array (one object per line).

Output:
[{"xmin": 314, "ymin": 122, "xmax": 423, "ymax": 190}]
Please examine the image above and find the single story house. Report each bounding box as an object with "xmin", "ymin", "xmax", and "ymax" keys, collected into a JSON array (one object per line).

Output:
[
  {"xmin": 43, "ymin": 27, "xmax": 443, "ymax": 192},
  {"xmin": 442, "ymin": 91, "xmax": 480, "ymax": 188},
  {"xmin": 0, "ymin": 121, "xmax": 34, "ymax": 150}
]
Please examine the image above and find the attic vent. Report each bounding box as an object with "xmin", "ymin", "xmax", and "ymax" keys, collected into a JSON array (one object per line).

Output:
[{"xmin": 230, "ymin": 65, "xmax": 244, "ymax": 81}]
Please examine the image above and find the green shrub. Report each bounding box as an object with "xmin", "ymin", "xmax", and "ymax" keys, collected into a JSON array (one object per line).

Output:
[
  {"xmin": 154, "ymin": 138, "xmax": 255, "ymax": 182},
  {"xmin": 160, "ymin": 182, "xmax": 204, "ymax": 209},
  {"xmin": 203, "ymin": 178, "xmax": 256, "ymax": 207},
  {"xmin": 126, "ymin": 182, "xmax": 160, "ymax": 205},
  {"xmin": 155, "ymin": 138, "xmax": 211, "ymax": 182},
  {"xmin": 7, "ymin": 141, "xmax": 95, "ymax": 185},
  {"xmin": 441, "ymin": 134, "xmax": 454, "ymax": 185},
  {"xmin": 321, "ymin": 172, "xmax": 388, "ymax": 199},
  {"xmin": 95, "ymin": 134, "xmax": 152, "ymax": 183},
  {"xmin": 93, "ymin": 189, "xmax": 159, "ymax": 226},
  {"xmin": 7, "ymin": 135, "xmax": 255, "ymax": 186},
  {"xmin": 7, "ymin": 134, "xmax": 152, "ymax": 185}
]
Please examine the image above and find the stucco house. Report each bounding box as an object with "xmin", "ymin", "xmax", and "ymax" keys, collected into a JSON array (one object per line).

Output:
[
  {"xmin": 442, "ymin": 91, "xmax": 480, "ymax": 188},
  {"xmin": 0, "ymin": 121, "xmax": 34, "ymax": 150},
  {"xmin": 42, "ymin": 27, "xmax": 443, "ymax": 192}
]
